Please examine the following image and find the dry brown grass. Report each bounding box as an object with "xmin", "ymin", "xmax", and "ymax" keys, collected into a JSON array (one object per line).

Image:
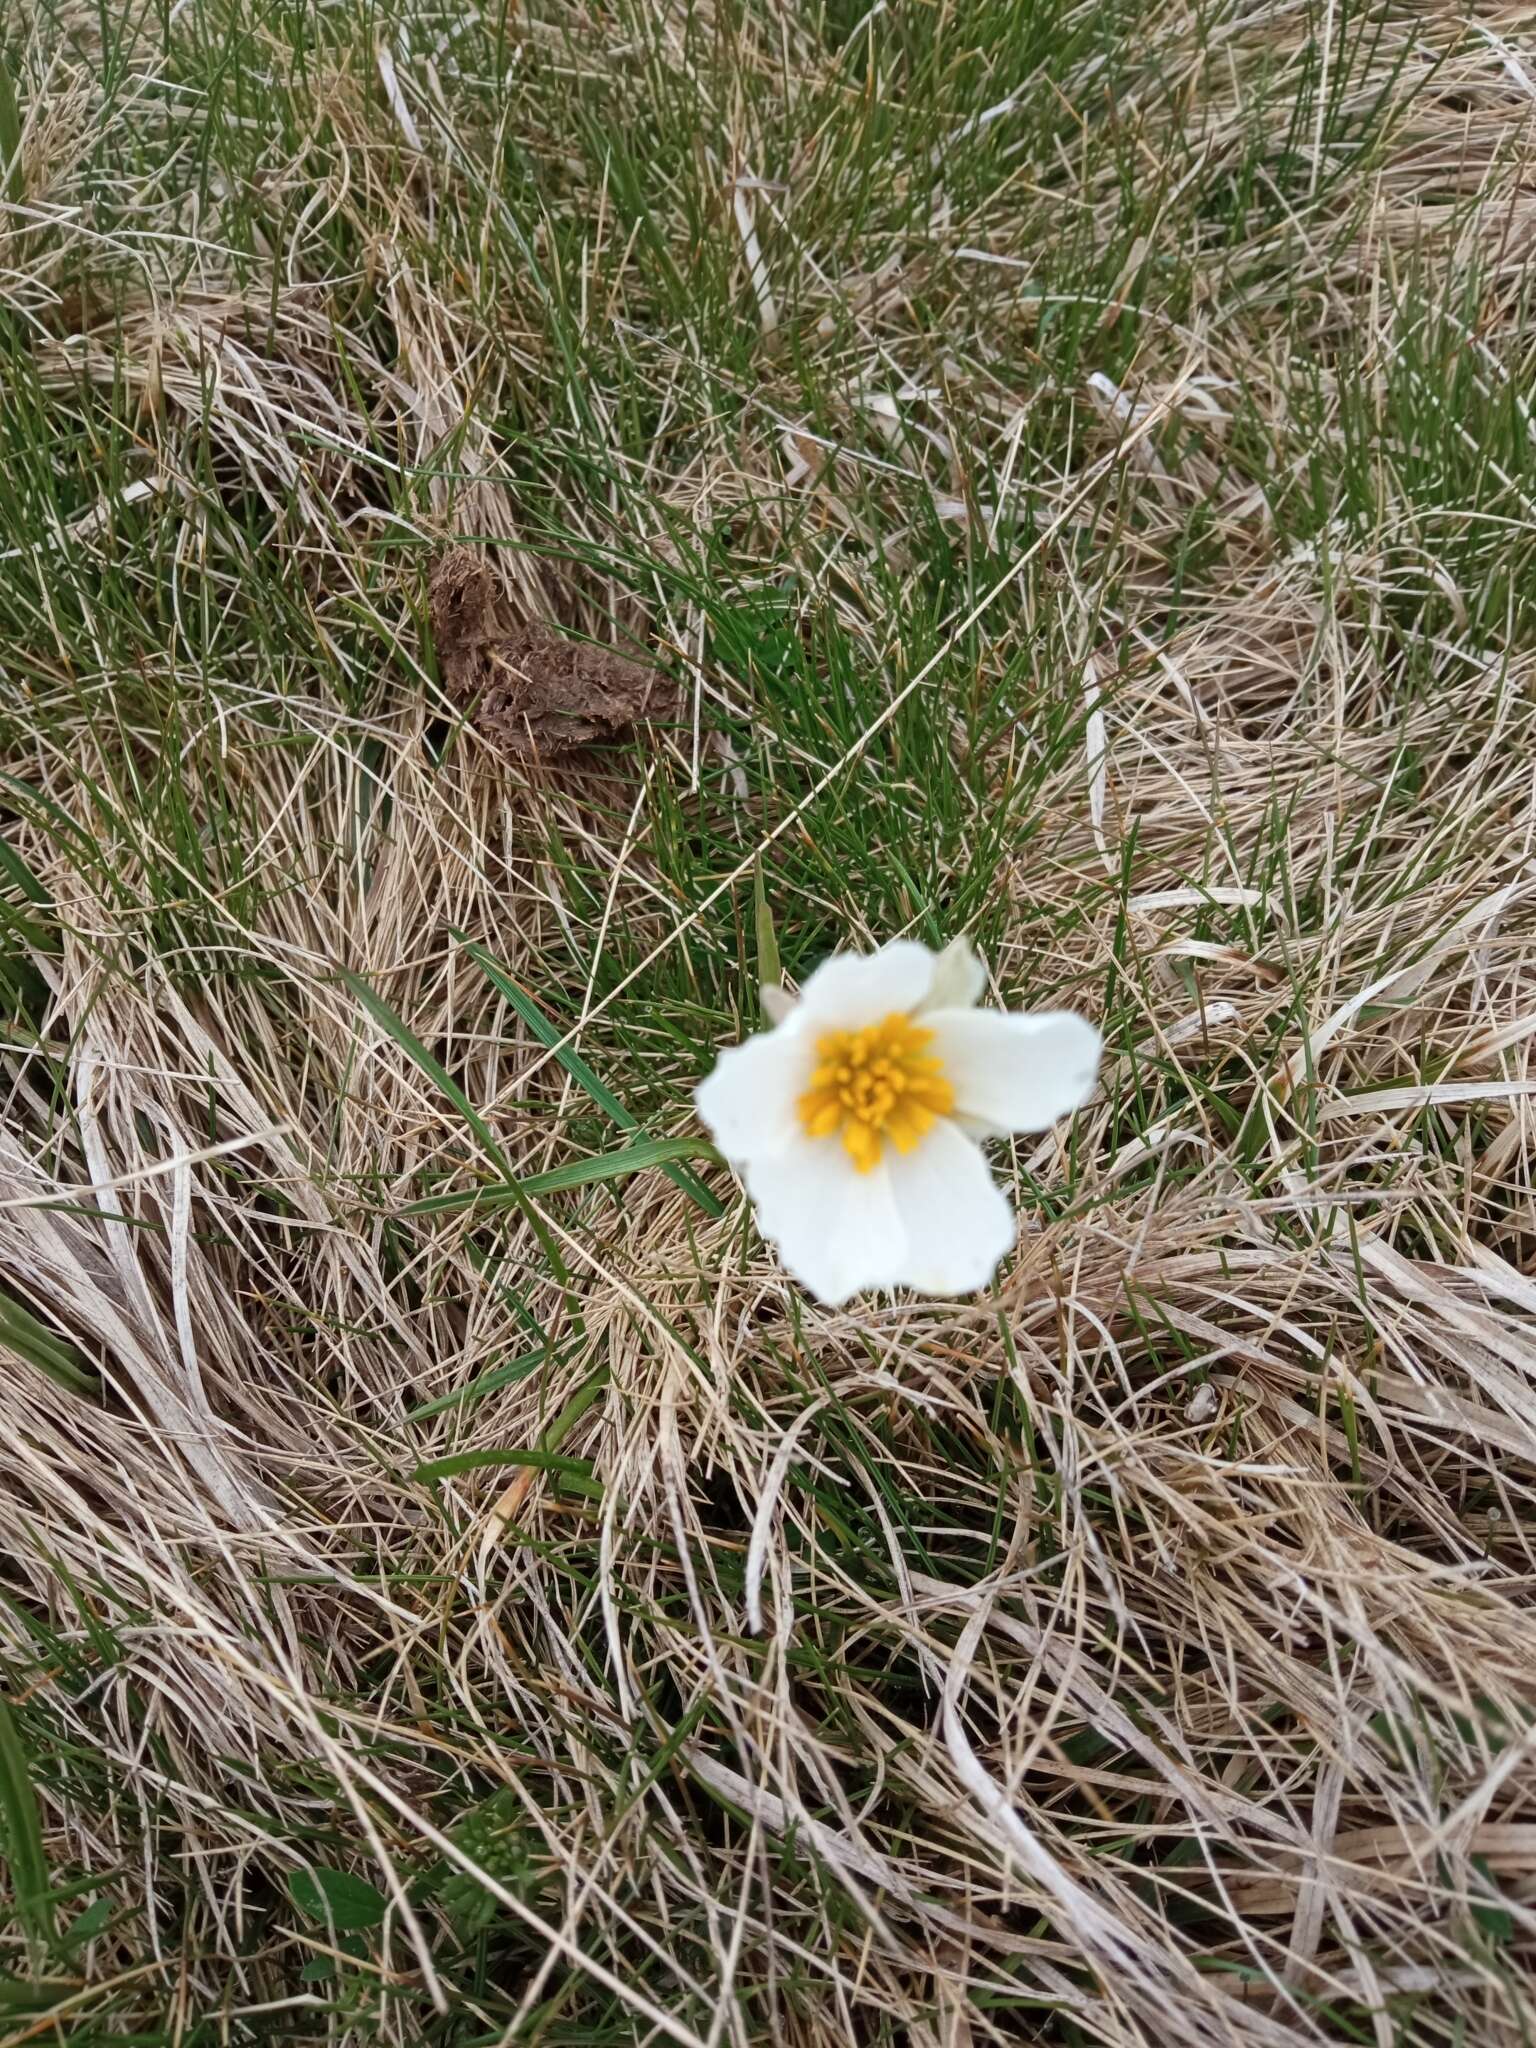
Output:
[{"xmin": 3, "ymin": 1, "xmax": 1536, "ymax": 2043}]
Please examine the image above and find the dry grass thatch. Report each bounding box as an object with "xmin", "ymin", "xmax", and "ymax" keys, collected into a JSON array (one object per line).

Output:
[{"xmin": 3, "ymin": 0, "xmax": 1536, "ymax": 2042}]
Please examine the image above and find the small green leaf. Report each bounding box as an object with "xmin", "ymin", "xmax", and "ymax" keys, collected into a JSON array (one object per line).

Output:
[
  {"xmin": 286, "ymin": 1865, "xmax": 387, "ymax": 1931},
  {"xmin": 1470, "ymin": 1857, "xmax": 1513, "ymax": 1946},
  {"xmin": 58, "ymin": 1896, "xmax": 111, "ymax": 1951}
]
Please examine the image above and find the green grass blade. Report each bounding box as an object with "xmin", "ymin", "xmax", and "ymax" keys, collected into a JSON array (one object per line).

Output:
[
  {"xmin": 534, "ymin": 1364, "xmax": 609, "ymax": 1454},
  {"xmin": 0, "ymin": 1692, "xmax": 55, "ymax": 1954},
  {"xmin": 754, "ymin": 857, "xmax": 780, "ymax": 992},
  {"xmin": 339, "ymin": 967, "xmax": 571, "ymax": 1287},
  {"xmin": 398, "ymin": 1134, "xmax": 718, "ymax": 1216},
  {"xmin": 0, "ymin": 1294, "xmax": 98, "ymax": 1398},
  {"xmin": 0, "ymin": 840, "xmax": 49, "ymax": 907},
  {"xmin": 402, "ymin": 1344, "xmax": 552, "ymax": 1425},
  {"xmin": 453, "ymin": 933, "xmax": 722, "ymax": 1217},
  {"xmin": 0, "ymin": 57, "xmax": 21, "ymax": 210},
  {"xmin": 412, "ymin": 1447, "xmax": 602, "ymax": 1497},
  {"xmin": 340, "ymin": 966, "xmax": 513, "ymax": 1176}
]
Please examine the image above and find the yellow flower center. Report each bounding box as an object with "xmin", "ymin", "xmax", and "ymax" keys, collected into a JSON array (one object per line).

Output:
[{"xmin": 797, "ymin": 1012, "xmax": 955, "ymax": 1173}]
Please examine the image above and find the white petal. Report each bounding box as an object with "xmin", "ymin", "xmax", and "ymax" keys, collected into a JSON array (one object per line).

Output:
[
  {"xmin": 927, "ymin": 1009, "xmax": 1101, "ymax": 1133},
  {"xmin": 760, "ymin": 983, "xmax": 796, "ymax": 1025},
  {"xmin": 917, "ymin": 936, "xmax": 986, "ymax": 1014},
  {"xmin": 743, "ymin": 1141, "xmax": 906, "ymax": 1305},
  {"xmin": 796, "ymin": 941, "xmax": 936, "ymax": 1029},
  {"xmin": 695, "ymin": 1022, "xmax": 812, "ymax": 1162},
  {"xmin": 885, "ymin": 1120, "xmax": 1015, "ymax": 1295}
]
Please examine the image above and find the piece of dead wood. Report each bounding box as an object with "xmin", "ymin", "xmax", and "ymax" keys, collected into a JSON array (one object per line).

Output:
[{"xmin": 429, "ymin": 549, "xmax": 673, "ymax": 757}]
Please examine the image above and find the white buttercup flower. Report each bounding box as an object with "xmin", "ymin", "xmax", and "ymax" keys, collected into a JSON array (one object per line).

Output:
[{"xmin": 696, "ymin": 937, "xmax": 1100, "ymax": 1305}]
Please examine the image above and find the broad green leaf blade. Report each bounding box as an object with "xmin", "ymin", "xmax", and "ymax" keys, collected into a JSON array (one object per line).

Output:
[
  {"xmin": 287, "ymin": 1865, "xmax": 387, "ymax": 1931},
  {"xmin": 58, "ymin": 1896, "xmax": 112, "ymax": 1952}
]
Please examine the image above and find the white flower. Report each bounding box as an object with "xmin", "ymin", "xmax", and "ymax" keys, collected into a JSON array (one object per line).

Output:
[{"xmin": 696, "ymin": 938, "xmax": 1100, "ymax": 1305}]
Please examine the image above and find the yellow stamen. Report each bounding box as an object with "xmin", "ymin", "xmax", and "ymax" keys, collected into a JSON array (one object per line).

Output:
[{"xmin": 797, "ymin": 1012, "xmax": 955, "ymax": 1172}]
